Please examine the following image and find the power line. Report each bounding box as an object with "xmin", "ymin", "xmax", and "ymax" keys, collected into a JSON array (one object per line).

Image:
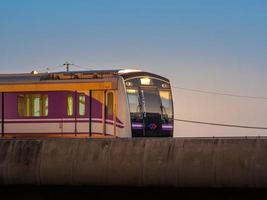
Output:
[
  {"xmin": 155, "ymin": 70, "xmax": 267, "ymax": 100},
  {"xmin": 36, "ymin": 64, "xmax": 267, "ymax": 100},
  {"xmin": 172, "ymin": 86, "xmax": 267, "ymax": 100},
  {"xmin": 174, "ymin": 118, "xmax": 267, "ymax": 130},
  {"xmin": 70, "ymin": 64, "xmax": 94, "ymax": 70},
  {"xmin": 37, "ymin": 65, "xmax": 63, "ymax": 73},
  {"xmin": 36, "ymin": 62, "xmax": 94, "ymax": 73},
  {"xmin": 62, "ymin": 62, "xmax": 94, "ymax": 71}
]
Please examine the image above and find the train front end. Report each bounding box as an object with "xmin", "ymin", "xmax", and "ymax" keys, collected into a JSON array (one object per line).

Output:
[{"xmin": 122, "ymin": 71, "xmax": 174, "ymax": 137}]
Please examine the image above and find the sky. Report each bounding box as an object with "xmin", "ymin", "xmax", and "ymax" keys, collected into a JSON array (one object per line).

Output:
[{"xmin": 1, "ymin": 0, "xmax": 267, "ymax": 137}]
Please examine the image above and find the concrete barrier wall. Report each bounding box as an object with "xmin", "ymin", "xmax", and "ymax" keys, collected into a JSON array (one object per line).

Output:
[{"xmin": 0, "ymin": 138, "xmax": 267, "ymax": 188}]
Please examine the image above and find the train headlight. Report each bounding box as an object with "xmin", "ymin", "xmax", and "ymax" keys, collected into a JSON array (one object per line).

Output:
[
  {"xmin": 162, "ymin": 83, "xmax": 169, "ymax": 88},
  {"xmin": 140, "ymin": 78, "xmax": 152, "ymax": 85},
  {"xmin": 125, "ymin": 81, "xmax": 133, "ymax": 87}
]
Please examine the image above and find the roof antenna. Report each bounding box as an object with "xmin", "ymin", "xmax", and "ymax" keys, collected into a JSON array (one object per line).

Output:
[{"xmin": 63, "ymin": 61, "xmax": 71, "ymax": 72}]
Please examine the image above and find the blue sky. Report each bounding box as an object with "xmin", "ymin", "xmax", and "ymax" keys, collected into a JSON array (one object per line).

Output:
[{"xmin": 1, "ymin": 0, "xmax": 267, "ymax": 136}]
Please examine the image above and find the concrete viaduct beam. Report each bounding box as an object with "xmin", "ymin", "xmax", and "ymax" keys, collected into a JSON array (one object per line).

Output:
[{"xmin": 0, "ymin": 138, "xmax": 266, "ymax": 188}]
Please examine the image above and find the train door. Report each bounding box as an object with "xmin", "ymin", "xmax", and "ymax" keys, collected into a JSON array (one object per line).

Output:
[
  {"xmin": 140, "ymin": 88, "xmax": 163, "ymax": 137},
  {"xmin": 91, "ymin": 91, "xmax": 105, "ymax": 135},
  {"xmin": 105, "ymin": 90, "xmax": 116, "ymax": 136}
]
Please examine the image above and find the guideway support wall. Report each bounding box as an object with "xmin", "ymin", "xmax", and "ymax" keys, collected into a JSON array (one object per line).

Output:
[{"xmin": 0, "ymin": 138, "xmax": 267, "ymax": 188}]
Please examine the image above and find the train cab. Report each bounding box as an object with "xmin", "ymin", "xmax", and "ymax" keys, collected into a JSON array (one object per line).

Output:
[{"xmin": 121, "ymin": 71, "xmax": 174, "ymax": 137}]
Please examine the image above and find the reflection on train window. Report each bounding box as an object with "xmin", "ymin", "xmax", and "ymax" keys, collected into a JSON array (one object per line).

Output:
[
  {"xmin": 159, "ymin": 90, "xmax": 173, "ymax": 117},
  {"xmin": 106, "ymin": 92, "xmax": 114, "ymax": 116},
  {"xmin": 43, "ymin": 95, "xmax": 48, "ymax": 116},
  {"xmin": 67, "ymin": 93, "xmax": 73, "ymax": 116},
  {"xmin": 127, "ymin": 89, "xmax": 140, "ymax": 113},
  {"xmin": 18, "ymin": 94, "xmax": 30, "ymax": 117},
  {"xmin": 142, "ymin": 89, "xmax": 162, "ymax": 114},
  {"xmin": 79, "ymin": 94, "xmax": 86, "ymax": 116},
  {"xmin": 18, "ymin": 94, "xmax": 48, "ymax": 117},
  {"xmin": 32, "ymin": 94, "xmax": 41, "ymax": 116}
]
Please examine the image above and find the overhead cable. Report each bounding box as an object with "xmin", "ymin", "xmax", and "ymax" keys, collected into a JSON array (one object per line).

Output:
[
  {"xmin": 172, "ymin": 86, "xmax": 267, "ymax": 100},
  {"xmin": 174, "ymin": 118, "xmax": 267, "ymax": 130}
]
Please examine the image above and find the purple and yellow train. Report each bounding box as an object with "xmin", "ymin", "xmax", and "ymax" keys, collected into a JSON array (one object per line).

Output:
[{"xmin": 0, "ymin": 69, "xmax": 173, "ymax": 138}]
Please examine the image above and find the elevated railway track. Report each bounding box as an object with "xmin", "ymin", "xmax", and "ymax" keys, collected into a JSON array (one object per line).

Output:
[{"xmin": 1, "ymin": 137, "xmax": 267, "ymax": 188}]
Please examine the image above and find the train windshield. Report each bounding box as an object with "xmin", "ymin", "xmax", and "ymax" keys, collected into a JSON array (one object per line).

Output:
[
  {"xmin": 127, "ymin": 88, "xmax": 173, "ymax": 115},
  {"xmin": 127, "ymin": 89, "xmax": 140, "ymax": 113},
  {"xmin": 141, "ymin": 89, "xmax": 162, "ymax": 114},
  {"xmin": 159, "ymin": 90, "xmax": 173, "ymax": 117}
]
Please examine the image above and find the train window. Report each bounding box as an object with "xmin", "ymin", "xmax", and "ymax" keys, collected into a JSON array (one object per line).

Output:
[
  {"xmin": 26, "ymin": 95, "xmax": 31, "ymax": 116},
  {"xmin": 127, "ymin": 89, "xmax": 140, "ymax": 113},
  {"xmin": 106, "ymin": 92, "xmax": 114, "ymax": 116},
  {"xmin": 17, "ymin": 94, "xmax": 49, "ymax": 117},
  {"xmin": 67, "ymin": 94, "xmax": 74, "ymax": 116},
  {"xmin": 32, "ymin": 94, "xmax": 41, "ymax": 116},
  {"xmin": 18, "ymin": 95, "xmax": 29, "ymax": 117},
  {"xmin": 79, "ymin": 94, "xmax": 86, "ymax": 116},
  {"xmin": 159, "ymin": 91, "xmax": 173, "ymax": 117},
  {"xmin": 43, "ymin": 95, "xmax": 49, "ymax": 116},
  {"xmin": 142, "ymin": 89, "xmax": 162, "ymax": 114}
]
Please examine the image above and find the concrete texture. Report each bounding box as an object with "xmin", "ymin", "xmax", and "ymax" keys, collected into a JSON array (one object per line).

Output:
[{"xmin": 0, "ymin": 137, "xmax": 267, "ymax": 188}]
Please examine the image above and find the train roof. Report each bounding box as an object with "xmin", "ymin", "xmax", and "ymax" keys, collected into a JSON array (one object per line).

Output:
[{"xmin": 0, "ymin": 69, "xmax": 170, "ymax": 84}]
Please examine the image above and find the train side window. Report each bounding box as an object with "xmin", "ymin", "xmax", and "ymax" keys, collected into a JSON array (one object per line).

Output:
[
  {"xmin": 43, "ymin": 95, "xmax": 49, "ymax": 116},
  {"xmin": 25, "ymin": 95, "xmax": 31, "ymax": 116},
  {"xmin": 79, "ymin": 94, "xmax": 86, "ymax": 116},
  {"xmin": 32, "ymin": 94, "xmax": 41, "ymax": 116},
  {"xmin": 67, "ymin": 94, "xmax": 74, "ymax": 116},
  {"xmin": 106, "ymin": 92, "xmax": 114, "ymax": 116},
  {"xmin": 17, "ymin": 94, "xmax": 48, "ymax": 117},
  {"xmin": 18, "ymin": 95, "xmax": 29, "ymax": 117}
]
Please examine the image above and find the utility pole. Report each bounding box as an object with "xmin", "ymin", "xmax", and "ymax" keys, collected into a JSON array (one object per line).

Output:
[{"xmin": 63, "ymin": 61, "xmax": 71, "ymax": 72}]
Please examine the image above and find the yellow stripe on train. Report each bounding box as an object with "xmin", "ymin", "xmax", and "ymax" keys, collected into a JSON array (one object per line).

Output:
[{"xmin": 0, "ymin": 82, "xmax": 113, "ymax": 92}]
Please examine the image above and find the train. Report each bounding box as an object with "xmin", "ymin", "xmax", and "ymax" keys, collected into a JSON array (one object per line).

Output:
[{"xmin": 0, "ymin": 69, "xmax": 174, "ymax": 138}]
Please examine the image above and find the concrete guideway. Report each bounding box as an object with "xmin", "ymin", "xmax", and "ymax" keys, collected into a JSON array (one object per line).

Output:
[{"xmin": 0, "ymin": 138, "xmax": 267, "ymax": 188}]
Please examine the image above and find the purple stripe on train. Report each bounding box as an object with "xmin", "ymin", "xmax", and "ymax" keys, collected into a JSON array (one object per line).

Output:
[
  {"xmin": 132, "ymin": 123, "xmax": 173, "ymax": 130},
  {"xmin": 132, "ymin": 123, "xmax": 143, "ymax": 130},
  {"xmin": 4, "ymin": 132, "xmax": 115, "ymax": 136},
  {"xmin": 4, "ymin": 119, "xmax": 124, "ymax": 128},
  {"xmin": 162, "ymin": 124, "xmax": 173, "ymax": 131},
  {"xmin": 3, "ymin": 91, "xmax": 123, "ymax": 124}
]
